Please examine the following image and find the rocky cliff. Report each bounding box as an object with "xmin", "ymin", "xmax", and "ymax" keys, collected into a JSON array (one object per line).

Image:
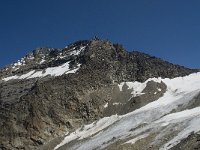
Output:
[{"xmin": 0, "ymin": 38, "xmax": 199, "ymax": 150}]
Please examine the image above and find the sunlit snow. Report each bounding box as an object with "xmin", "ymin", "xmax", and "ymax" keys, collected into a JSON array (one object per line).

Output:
[
  {"xmin": 2, "ymin": 62, "xmax": 80, "ymax": 81},
  {"xmin": 118, "ymin": 77, "xmax": 162, "ymax": 97},
  {"xmin": 69, "ymin": 46, "xmax": 86, "ymax": 56},
  {"xmin": 55, "ymin": 72, "xmax": 200, "ymax": 150}
]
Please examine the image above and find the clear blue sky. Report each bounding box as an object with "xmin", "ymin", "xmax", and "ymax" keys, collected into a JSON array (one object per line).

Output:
[{"xmin": 0, "ymin": 0, "xmax": 200, "ymax": 68}]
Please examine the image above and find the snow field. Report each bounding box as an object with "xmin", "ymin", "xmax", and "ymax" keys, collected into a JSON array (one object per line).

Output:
[{"xmin": 55, "ymin": 72, "xmax": 200, "ymax": 150}]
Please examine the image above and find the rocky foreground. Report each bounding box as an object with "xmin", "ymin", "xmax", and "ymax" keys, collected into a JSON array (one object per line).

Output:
[{"xmin": 0, "ymin": 38, "xmax": 199, "ymax": 150}]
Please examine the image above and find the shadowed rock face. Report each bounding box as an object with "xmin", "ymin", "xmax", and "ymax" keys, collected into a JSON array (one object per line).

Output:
[
  {"xmin": 103, "ymin": 81, "xmax": 167, "ymax": 116},
  {"xmin": 0, "ymin": 38, "xmax": 198, "ymax": 150},
  {"xmin": 170, "ymin": 131, "xmax": 200, "ymax": 150}
]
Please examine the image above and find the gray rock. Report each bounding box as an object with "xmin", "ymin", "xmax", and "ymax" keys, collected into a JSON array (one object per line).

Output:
[{"xmin": 0, "ymin": 38, "xmax": 198, "ymax": 149}]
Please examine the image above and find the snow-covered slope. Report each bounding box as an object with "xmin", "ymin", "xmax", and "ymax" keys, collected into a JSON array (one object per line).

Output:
[
  {"xmin": 0, "ymin": 45, "xmax": 86, "ymax": 81},
  {"xmin": 2, "ymin": 62, "xmax": 81, "ymax": 81},
  {"xmin": 55, "ymin": 72, "xmax": 200, "ymax": 150}
]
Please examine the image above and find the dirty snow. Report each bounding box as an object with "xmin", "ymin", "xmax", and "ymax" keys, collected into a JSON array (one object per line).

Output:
[
  {"xmin": 124, "ymin": 133, "xmax": 149, "ymax": 144},
  {"xmin": 54, "ymin": 115, "xmax": 120, "ymax": 150},
  {"xmin": 55, "ymin": 72, "xmax": 200, "ymax": 150}
]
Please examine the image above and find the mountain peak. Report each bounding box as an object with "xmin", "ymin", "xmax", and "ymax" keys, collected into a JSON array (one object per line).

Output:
[
  {"xmin": 0, "ymin": 38, "xmax": 199, "ymax": 150},
  {"xmin": 0, "ymin": 38, "xmax": 197, "ymax": 82}
]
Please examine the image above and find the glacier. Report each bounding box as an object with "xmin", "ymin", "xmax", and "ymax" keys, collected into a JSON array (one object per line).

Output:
[{"xmin": 54, "ymin": 72, "xmax": 200, "ymax": 150}]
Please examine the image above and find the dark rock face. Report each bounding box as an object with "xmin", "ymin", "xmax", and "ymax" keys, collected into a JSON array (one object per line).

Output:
[
  {"xmin": 0, "ymin": 38, "xmax": 198, "ymax": 150},
  {"xmin": 170, "ymin": 132, "xmax": 200, "ymax": 150},
  {"xmin": 103, "ymin": 81, "xmax": 167, "ymax": 116}
]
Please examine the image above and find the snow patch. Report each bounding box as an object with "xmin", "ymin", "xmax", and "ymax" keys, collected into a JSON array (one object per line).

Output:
[
  {"xmin": 113, "ymin": 103, "xmax": 121, "ymax": 105},
  {"xmin": 39, "ymin": 59, "xmax": 45, "ymax": 64},
  {"xmin": 69, "ymin": 46, "xmax": 86, "ymax": 56},
  {"xmin": 118, "ymin": 77, "xmax": 162, "ymax": 97},
  {"xmin": 11, "ymin": 58, "xmax": 27, "ymax": 71},
  {"xmin": 158, "ymin": 88, "xmax": 162, "ymax": 91},
  {"xmin": 124, "ymin": 133, "xmax": 149, "ymax": 144},
  {"xmin": 104, "ymin": 103, "xmax": 108, "ymax": 108},
  {"xmin": 2, "ymin": 62, "xmax": 81, "ymax": 81}
]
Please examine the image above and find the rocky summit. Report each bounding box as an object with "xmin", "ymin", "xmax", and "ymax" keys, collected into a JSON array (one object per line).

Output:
[{"xmin": 0, "ymin": 38, "xmax": 200, "ymax": 150}]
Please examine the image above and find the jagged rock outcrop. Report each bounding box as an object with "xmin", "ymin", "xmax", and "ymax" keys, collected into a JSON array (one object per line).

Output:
[{"xmin": 0, "ymin": 38, "xmax": 198, "ymax": 150}]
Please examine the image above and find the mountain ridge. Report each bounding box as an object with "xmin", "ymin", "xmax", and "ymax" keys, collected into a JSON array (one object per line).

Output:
[{"xmin": 0, "ymin": 38, "xmax": 197, "ymax": 81}]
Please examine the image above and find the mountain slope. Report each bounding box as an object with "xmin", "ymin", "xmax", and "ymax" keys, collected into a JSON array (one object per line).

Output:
[
  {"xmin": 0, "ymin": 38, "xmax": 199, "ymax": 150},
  {"xmin": 54, "ymin": 72, "xmax": 200, "ymax": 150}
]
